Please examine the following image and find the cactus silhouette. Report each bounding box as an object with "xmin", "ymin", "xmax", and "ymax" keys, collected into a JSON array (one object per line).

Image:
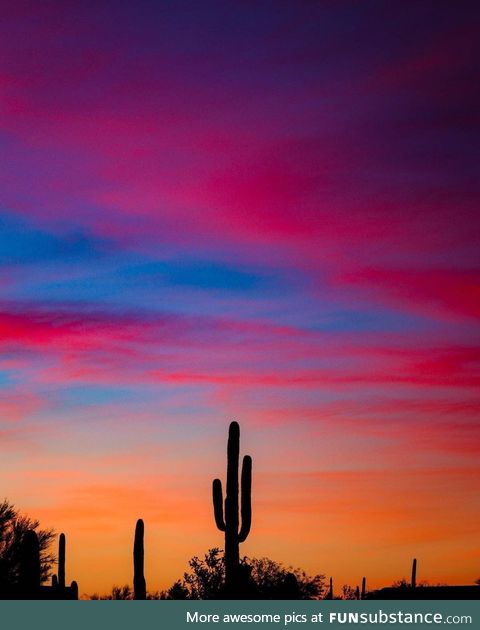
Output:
[
  {"xmin": 411, "ymin": 558, "xmax": 417, "ymax": 589},
  {"xmin": 58, "ymin": 533, "xmax": 66, "ymax": 589},
  {"xmin": 361, "ymin": 576, "xmax": 366, "ymax": 600},
  {"xmin": 49, "ymin": 533, "xmax": 78, "ymax": 599},
  {"xmin": 212, "ymin": 421, "xmax": 252, "ymax": 593},
  {"xmin": 328, "ymin": 576, "xmax": 333, "ymax": 599},
  {"xmin": 19, "ymin": 530, "xmax": 40, "ymax": 595},
  {"xmin": 133, "ymin": 519, "xmax": 146, "ymax": 600},
  {"xmin": 0, "ymin": 518, "xmax": 77, "ymax": 599},
  {"xmin": 70, "ymin": 580, "xmax": 79, "ymax": 599}
]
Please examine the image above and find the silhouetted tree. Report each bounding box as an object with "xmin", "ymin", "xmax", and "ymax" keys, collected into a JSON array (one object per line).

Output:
[
  {"xmin": 90, "ymin": 585, "xmax": 133, "ymax": 600},
  {"xmin": 341, "ymin": 585, "xmax": 357, "ymax": 600},
  {"xmin": 391, "ymin": 578, "xmax": 429, "ymax": 589},
  {"xmin": 159, "ymin": 580, "xmax": 190, "ymax": 600},
  {"xmin": 391, "ymin": 578, "xmax": 409, "ymax": 589},
  {"xmin": 0, "ymin": 499, "xmax": 55, "ymax": 588},
  {"xmin": 248, "ymin": 557, "xmax": 324, "ymax": 599},
  {"xmin": 90, "ymin": 585, "xmax": 174, "ymax": 600},
  {"xmin": 161, "ymin": 548, "xmax": 324, "ymax": 600},
  {"xmin": 182, "ymin": 548, "xmax": 225, "ymax": 599}
]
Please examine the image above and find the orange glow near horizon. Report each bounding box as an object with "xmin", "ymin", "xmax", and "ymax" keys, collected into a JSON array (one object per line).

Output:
[{"xmin": 4, "ymin": 427, "xmax": 479, "ymax": 595}]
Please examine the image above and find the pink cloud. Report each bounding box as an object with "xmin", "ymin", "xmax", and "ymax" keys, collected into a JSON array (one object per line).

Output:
[{"xmin": 336, "ymin": 267, "xmax": 480, "ymax": 321}]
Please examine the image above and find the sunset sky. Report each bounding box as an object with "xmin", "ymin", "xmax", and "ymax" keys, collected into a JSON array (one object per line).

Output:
[{"xmin": 1, "ymin": 1, "xmax": 479, "ymax": 596}]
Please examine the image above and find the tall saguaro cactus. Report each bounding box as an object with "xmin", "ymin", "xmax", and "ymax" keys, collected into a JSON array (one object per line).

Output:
[
  {"xmin": 133, "ymin": 519, "xmax": 146, "ymax": 600},
  {"xmin": 411, "ymin": 558, "xmax": 417, "ymax": 589},
  {"xmin": 58, "ymin": 533, "xmax": 66, "ymax": 589},
  {"xmin": 51, "ymin": 533, "xmax": 78, "ymax": 599},
  {"xmin": 212, "ymin": 421, "xmax": 252, "ymax": 593},
  {"xmin": 19, "ymin": 530, "xmax": 40, "ymax": 596},
  {"xmin": 361, "ymin": 576, "xmax": 366, "ymax": 600}
]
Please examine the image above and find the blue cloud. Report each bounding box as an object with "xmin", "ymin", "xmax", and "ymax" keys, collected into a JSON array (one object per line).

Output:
[{"xmin": 0, "ymin": 210, "xmax": 109, "ymax": 265}]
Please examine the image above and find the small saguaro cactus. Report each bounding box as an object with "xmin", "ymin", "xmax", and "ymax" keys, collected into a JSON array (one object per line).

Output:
[
  {"xmin": 52, "ymin": 533, "xmax": 78, "ymax": 599},
  {"xmin": 133, "ymin": 519, "xmax": 146, "ymax": 600},
  {"xmin": 70, "ymin": 580, "xmax": 79, "ymax": 599},
  {"xmin": 58, "ymin": 533, "xmax": 66, "ymax": 589},
  {"xmin": 212, "ymin": 421, "xmax": 252, "ymax": 593},
  {"xmin": 19, "ymin": 530, "xmax": 41, "ymax": 595},
  {"xmin": 327, "ymin": 576, "xmax": 333, "ymax": 600},
  {"xmin": 411, "ymin": 558, "xmax": 417, "ymax": 589},
  {"xmin": 361, "ymin": 576, "xmax": 366, "ymax": 600}
]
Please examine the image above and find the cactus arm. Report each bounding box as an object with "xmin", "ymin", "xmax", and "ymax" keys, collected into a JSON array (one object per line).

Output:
[
  {"xmin": 238, "ymin": 455, "xmax": 252, "ymax": 542},
  {"xmin": 213, "ymin": 479, "xmax": 226, "ymax": 531}
]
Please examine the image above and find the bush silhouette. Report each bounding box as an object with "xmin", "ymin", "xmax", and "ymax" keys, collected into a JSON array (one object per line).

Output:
[
  {"xmin": 90, "ymin": 585, "xmax": 133, "ymax": 600},
  {"xmin": 160, "ymin": 548, "xmax": 325, "ymax": 600},
  {"xmin": 0, "ymin": 499, "xmax": 55, "ymax": 589}
]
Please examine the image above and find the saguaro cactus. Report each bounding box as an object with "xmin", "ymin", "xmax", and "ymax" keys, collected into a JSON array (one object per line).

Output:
[
  {"xmin": 133, "ymin": 519, "xmax": 146, "ymax": 600},
  {"xmin": 19, "ymin": 530, "xmax": 40, "ymax": 595},
  {"xmin": 411, "ymin": 558, "xmax": 417, "ymax": 589},
  {"xmin": 58, "ymin": 533, "xmax": 66, "ymax": 589},
  {"xmin": 54, "ymin": 533, "xmax": 78, "ymax": 599},
  {"xmin": 327, "ymin": 576, "xmax": 333, "ymax": 600},
  {"xmin": 361, "ymin": 576, "xmax": 366, "ymax": 600},
  {"xmin": 212, "ymin": 421, "xmax": 252, "ymax": 593}
]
